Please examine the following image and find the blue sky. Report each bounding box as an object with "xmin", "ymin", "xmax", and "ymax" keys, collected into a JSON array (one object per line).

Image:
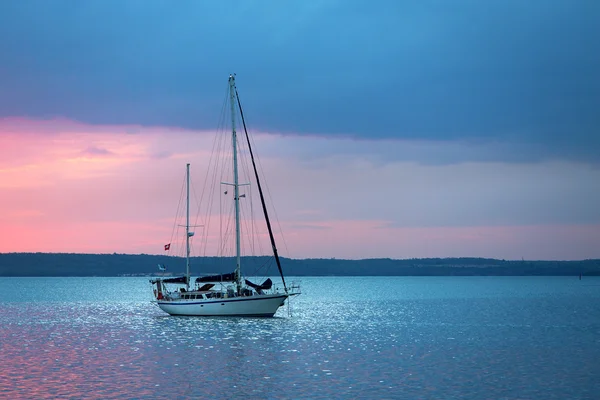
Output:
[
  {"xmin": 1, "ymin": 0, "xmax": 598, "ymax": 162},
  {"xmin": 0, "ymin": 1, "xmax": 599, "ymax": 259}
]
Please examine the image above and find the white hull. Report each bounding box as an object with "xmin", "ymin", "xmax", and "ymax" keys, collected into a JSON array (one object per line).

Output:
[{"xmin": 156, "ymin": 293, "xmax": 288, "ymax": 317}]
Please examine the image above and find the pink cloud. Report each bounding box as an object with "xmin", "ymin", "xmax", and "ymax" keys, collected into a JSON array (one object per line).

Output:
[{"xmin": 1, "ymin": 118, "xmax": 599, "ymax": 260}]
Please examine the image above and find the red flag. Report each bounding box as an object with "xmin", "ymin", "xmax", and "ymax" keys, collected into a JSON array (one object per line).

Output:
[{"xmin": 164, "ymin": 243, "xmax": 171, "ymax": 251}]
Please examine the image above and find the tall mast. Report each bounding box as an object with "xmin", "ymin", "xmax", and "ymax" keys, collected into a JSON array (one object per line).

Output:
[
  {"xmin": 229, "ymin": 75, "xmax": 242, "ymax": 292},
  {"xmin": 185, "ymin": 162, "xmax": 191, "ymax": 290}
]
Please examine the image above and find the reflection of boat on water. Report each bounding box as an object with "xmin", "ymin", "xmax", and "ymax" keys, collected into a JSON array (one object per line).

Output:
[{"xmin": 150, "ymin": 75, "xmax": 300, "ymax": 317}]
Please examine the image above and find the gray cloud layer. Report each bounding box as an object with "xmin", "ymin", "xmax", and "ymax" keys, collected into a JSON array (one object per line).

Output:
[{"xmin": 1, "ymin": 0, "xmax": 598, "ymax": 162}]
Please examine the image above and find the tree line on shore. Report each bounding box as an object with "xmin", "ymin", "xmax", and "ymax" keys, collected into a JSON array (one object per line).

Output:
[{"xmin": 1, "ymin": 253, "xmax": 599, "ymax": 277}]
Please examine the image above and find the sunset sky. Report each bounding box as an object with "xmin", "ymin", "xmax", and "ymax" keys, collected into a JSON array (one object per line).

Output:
[{"xmin": 1, "ymin": 1, "xmax": 598, "ymax": 260}]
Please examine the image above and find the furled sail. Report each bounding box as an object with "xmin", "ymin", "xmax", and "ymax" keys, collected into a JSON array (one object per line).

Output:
[
  {"xmin": 157, "ymin": 276, "xmax": 188, "ymax": 284},
  {"xmin": 195, "ymin": 272, "xmax": 236, "ymax": 283}
]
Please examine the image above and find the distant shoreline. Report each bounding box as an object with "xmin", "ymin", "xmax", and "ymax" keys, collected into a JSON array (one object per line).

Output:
[{"xmin": 1, "ymin": 253, "xmax": 598, "ymax": 277}]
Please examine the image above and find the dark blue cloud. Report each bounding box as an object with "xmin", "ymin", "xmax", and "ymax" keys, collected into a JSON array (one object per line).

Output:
[{"xmin": 0, "ymin": 0, "xmax": 598, "ymax": 161}]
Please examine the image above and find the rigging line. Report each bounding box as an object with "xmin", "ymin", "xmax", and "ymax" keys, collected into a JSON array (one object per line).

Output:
[
  {"xmin": 217, "ymin": 129, "xmax": 230, "ymax": 258},
  {"xmin": 235, "ymin": 85, "xmax": 288, "ymax": 293},
  {"xmin": 252, "ymin": 256, "xmax": 273, "ymax": 277},
  {"xmin": 249, "ymin": 181, "xmax": 266, "ymax": 257},
  {"xmin": 234, "ymin": 116, "xmax": 260, "ymax": 257},
  {"xmin": 219, "ymin": 198, "xmax": 235, "ymax": 257},
  {"xmin": 245, "ymin": 182, "xmax": 256, "ymax": 256},
  {"xmin": 236, "ymin": 96, "xmax": 290, "ymax": 259},
  {"xmin": 189, "ymin": 172, "xmax": 206, "ymax": 258},
  {"xmin": 188, "ymin": 179, "xmax": 204, "ymax": 255},
  {"xmin": 205, "ymin": 127, "xmax": 226, "ymax": 257},
  {"xmin": 250, "ymin": 183, "xmax": 256, "ymax": 256},
  {"xmin": 235, "ymin": 118, "xmax": 253, "ymax": 186},
  {"xmin": 245, "ymin": 119, "xmax": 291, "ymax": 258},
  {"xmin": 168, "ymin": 168, "xmax": 188, "ymax": 257},
  {"xmin": 235, "ymin": 104, "xmax": 275, "ymax": 259},
  {"xmin": 206, "ymin": 121, "xmax": 228, "ymax": 258},
  {"xmin": 209, "ymin": 125, "xmax": 228, "ymax": 254},
  {"xmin": 219, "ymin": 170, "xmax": 222, "ymax": 259},
  {"xmin": 248, "ymin": 186, "xmax": 266, "ymax": 258},
  {"xmin": 197, "ymin": 83, "xmax": 230, "ymax": 258},
  {"xmin": 239, "ymin": 190, "xmax": 254, "ymax": 247},
  {"xmin": 241, "ymin": 196, "xmax": 258, "ymax": 260},
  {"xmin": 240, "ymin": 141, "xmax": 265, "ymax": 255},
  {"xmin": 219, "ymin": 136, "xmax": 234, "ymax": 257},
  {"xmin": 217, "ymin": 155, "xmax": 227, "ymax": 257},
  {"xmin": 227, "ymin": 201, "xmax": 236, "ymax": 258},
  {"xmin": 236, "ymin": 128, "xmax": 265, "ymax": 260},
  {"xmin": 214, "ymin": 130, "xmax": 232, "ymax": 257},
  {"xmin": 236, "ymin": 102, "xmax": 290, "ymax": 260}
]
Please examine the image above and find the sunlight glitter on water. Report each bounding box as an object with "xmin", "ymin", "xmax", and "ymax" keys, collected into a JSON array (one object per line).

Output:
[{"xmin": 1, "ymin": 276, "xmax": 599, "ymax": 399}]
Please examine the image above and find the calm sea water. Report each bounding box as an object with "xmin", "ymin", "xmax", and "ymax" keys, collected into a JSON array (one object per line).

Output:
[{"xmin": 0, "ymin": 276, "xmax": 599, "ymax": 399}]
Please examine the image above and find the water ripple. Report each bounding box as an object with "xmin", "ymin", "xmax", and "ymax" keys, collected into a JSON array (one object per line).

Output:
[{"xmin": 1, "ymin": 276, "xmax": 599, "ymax": 399}]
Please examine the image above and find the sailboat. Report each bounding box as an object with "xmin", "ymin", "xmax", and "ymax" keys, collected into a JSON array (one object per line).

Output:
[{"xmin": 150, "ymin": 75, "xmax": 300, "ymax": 317}]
